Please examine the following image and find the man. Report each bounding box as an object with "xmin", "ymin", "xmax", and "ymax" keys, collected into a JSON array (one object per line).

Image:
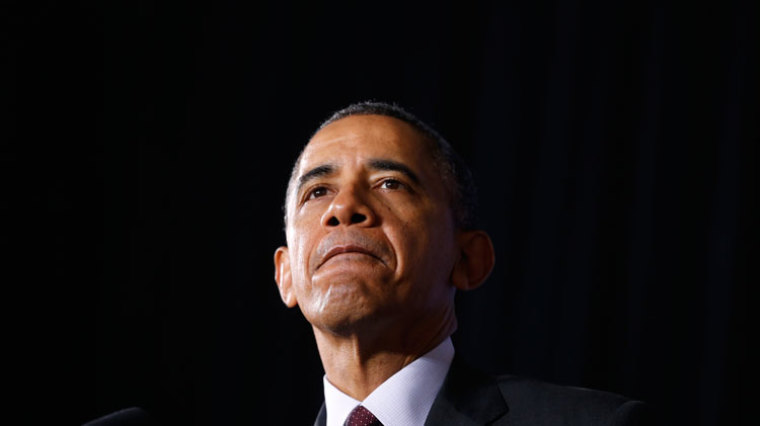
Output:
[{"xmin": 274, "ymin": 102, "xmax": 652, "ymax": 426}]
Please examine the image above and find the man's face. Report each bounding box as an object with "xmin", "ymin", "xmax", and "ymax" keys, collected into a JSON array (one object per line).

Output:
[{"xmin": 274, "ymin": 114, "xmax": 461, "ymax": 336}]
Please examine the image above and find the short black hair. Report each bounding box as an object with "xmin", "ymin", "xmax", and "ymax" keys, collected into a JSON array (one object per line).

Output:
[{"xmin": 285, "ymin": 101, "xmax": 478, "ymax": 230}]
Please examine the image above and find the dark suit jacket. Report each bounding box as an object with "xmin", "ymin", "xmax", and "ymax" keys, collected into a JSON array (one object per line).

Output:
[{"xmin": 314, "ymin": 360, "xmax": 654, "ymax": 426}]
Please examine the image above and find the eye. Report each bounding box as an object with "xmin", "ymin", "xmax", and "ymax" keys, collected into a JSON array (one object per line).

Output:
[
  {"xmin": 380, "ymin": 179, "xmax": 403, "ymax": 190},
  {"xmin": 306, "ymin": 186, "xmax": 329, "ymax": 200}
]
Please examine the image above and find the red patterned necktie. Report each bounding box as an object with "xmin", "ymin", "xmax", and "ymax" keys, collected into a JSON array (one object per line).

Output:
[{"xmin": 344, "ymin": 405, "xmax": 383, "ymax": 426}]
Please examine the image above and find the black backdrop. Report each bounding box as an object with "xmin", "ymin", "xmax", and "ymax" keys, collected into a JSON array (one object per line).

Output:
[{"xmin": 5, "ymin": 1, "xmax": 755, "ymax": 425}]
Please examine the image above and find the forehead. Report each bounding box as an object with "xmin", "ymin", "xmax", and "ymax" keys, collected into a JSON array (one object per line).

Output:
[{"xmin": 297, "ymin": 114, "xmax": 433, "ymax": 173}]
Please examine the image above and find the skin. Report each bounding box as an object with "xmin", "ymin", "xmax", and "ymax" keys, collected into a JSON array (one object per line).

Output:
[{"xmin": 274, "ymin": 114, "xmax": 494, "ymax": 400}]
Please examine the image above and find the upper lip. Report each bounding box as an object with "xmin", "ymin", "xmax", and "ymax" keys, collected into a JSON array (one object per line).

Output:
[{"xmin": 318, "ymin": 244, "xmax": 383, "ymax": 268}]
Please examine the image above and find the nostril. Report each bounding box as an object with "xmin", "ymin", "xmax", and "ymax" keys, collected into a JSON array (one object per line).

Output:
[
  {"xmin": 350, "ymin": 213, "xmax": 366, "ymax": 224},
  {"xmin": 327, "ymin": 217, "xmax": 339, "ymax": 226}
]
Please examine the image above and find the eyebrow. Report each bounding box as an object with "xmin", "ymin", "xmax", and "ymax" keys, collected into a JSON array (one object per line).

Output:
[
  {"xmin": 295, "ymin": 158, "xmax": 422, "ymax": 196},
  {"xmin": 296, "ymin": 164, "xmax": 336, "ymax": 195},
  {"xmin": 367, "ymin": 159, "xmax": 421, "ymax": 185}
]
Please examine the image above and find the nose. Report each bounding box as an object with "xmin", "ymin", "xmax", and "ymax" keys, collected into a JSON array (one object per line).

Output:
[{"xmin": 320, "ymin": 185, "xmax": 376, "ymax": 228}]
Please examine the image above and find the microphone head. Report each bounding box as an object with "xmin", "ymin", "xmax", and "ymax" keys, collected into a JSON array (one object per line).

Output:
[{"xmin": 83, "ymin": 407, "xmax": 160, "ymax": 426}]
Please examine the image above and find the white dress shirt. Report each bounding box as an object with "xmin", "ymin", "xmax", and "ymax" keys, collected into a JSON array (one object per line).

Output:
[{"xmin": 323, "ymin": 337, "xmax": 455, "ymax": 426}]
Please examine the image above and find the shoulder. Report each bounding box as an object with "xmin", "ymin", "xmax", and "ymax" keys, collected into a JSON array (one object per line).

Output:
[
  {"xmin": 493, "ymin": 375, "xmax": 653, "ymax": 426},
  {"xmin": 429, "ymin": 360, "xmax": 658, "ymax": 426}
]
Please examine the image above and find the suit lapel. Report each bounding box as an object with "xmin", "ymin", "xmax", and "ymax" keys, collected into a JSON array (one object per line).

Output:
[
  {"xmin": 314, "ymin": 403, "xmax": 326, "ymax": 426},
  {"xmin": 424, "ymin": 359, "xmax": 509, "ymax": 426}
]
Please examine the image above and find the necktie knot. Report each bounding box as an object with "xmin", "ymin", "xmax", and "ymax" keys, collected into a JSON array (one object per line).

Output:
[{"xmin": 344, "ymin": 405, "xmax": 382, "ymax": 426}]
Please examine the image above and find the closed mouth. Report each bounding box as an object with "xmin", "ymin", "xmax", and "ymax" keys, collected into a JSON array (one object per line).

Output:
[{"xmin": 318, "ymin": 245, "xmax": 383, "ymax": 269}]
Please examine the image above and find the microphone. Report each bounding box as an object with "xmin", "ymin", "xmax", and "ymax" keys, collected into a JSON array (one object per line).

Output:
[{"xmin": 83, "ymin": 407, "xmax": 161, "ymax": 426}]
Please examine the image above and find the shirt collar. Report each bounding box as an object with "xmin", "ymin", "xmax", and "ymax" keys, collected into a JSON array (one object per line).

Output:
[{"xmin": 323, "ymin": 337, "xmax": 455, "ymax": 426}]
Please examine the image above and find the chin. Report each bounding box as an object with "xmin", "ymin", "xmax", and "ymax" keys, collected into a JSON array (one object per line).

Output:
[
  {"xmin": 302, "ymin": 276, "xmax": 392, "ymax": 331},
  {"xmin": 305, "ymin": 299, "xmax": 389, "ymax": 338}
]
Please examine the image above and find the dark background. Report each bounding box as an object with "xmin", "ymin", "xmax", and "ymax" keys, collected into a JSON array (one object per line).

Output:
[{"xmin": 5, "ymin": 0, "xmax": 755, "ymax": 425}]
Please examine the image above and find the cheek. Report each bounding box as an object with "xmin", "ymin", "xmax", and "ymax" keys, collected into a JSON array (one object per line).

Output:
[
  {"xmin": 291, "ymin": 237, "xmax": 313, "ymax": 284},
  {"xmin": 284, "ymin": 227, "xmax": 314, "ymax": 294},
  {"xmin": 288, "ymin": 214, "xmax": 320, "ymax": 265},
  {"xmin": 394, "ymin": 216, "xmax": 450, "ymax": 274},
  {"xmin": 415, "ymin": 216, "xmax": 457, "ymax": 271}
]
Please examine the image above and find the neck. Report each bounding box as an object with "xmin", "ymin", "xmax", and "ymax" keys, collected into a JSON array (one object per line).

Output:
[{"xmin": 313, "ymin": 311, "xmax": 456, "ymax": 400}]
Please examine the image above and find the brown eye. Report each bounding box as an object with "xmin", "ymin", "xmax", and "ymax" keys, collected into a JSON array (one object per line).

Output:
[
  {"xmin": 307, "ymin": 186, "xmax": 328, "ymax": 200},
  {"xmin": 380, "ymin": 179, "xmax": 402, "ymax": 190}
]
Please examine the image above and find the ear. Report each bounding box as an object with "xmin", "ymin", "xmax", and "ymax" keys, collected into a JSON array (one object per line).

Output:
[
  {"xmin": 274, "ymin": 246, "xmax": 298, "ymax": 308},
  {"xmin": 450, "ymin": 230, "xmax": 495, "ymax": 291}
]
